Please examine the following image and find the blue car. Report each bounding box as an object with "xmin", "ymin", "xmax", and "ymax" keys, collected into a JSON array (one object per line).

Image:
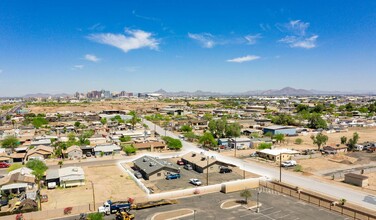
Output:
[{"xmin": 166, "ymin": 173, "xmax": 181, "ymax": 180}]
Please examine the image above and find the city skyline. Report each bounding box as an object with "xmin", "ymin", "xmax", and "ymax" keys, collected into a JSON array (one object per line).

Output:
[{"xmin": 0, "ymin": 1, "xmax": 375, "ymax": 96}]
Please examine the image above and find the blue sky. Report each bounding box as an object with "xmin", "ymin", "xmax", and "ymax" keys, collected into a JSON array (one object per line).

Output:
[{"xmin": 0, "ymin": 0, "xmax": 375, "ymax": 96}]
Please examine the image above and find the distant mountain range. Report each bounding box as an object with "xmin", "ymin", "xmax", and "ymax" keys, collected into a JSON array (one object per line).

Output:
[
  {"xmin": 22, "ymin": 93, "xmax": 71, "ymax": 98},
  {"xmin": 14, "ymin": 87, "xmax": 376, "ymax": 98},
  {"xmin": 153, "ymin": 87, "xmax": 376, "ymax": 97}
]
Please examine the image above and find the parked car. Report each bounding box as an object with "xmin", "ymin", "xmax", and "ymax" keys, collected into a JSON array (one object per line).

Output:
[
  {"xmin": 219, "ymin": 167, "xmax": 233, "ymax": 173},
  {"xmin": 189, "ymin": 178, "xmax": 202, "ymax": 186},
  {"xmin": 176, "ymin": 160, "xmax": 185, "ymax": 165},
  {"xmin": 281, "ymin": 160, "xmax": 297, "ymax": 167},
  {"xmin": 0, "ymin": 162, "xmax": 10, "ymax": 168},
  {"xmin": 134, "ymin": 171, "xmax": 142, "ymax": 179},
  {"xmin": 166, "ymin": 173, "xmax": 181, "ymax": 180},
  {"xmin": 184, "ymin": 164, "xmax": 193, "ymax": 170},
  {"xmin": 41, "ymin": 194, "xmax": 48, "ymax": 203},
  {"xmin": 85, "ymin": 152, "xmax": 92, "ymax": 157},
  {"xmin": 47, "ymin": 182, "xmax": 57, "ymax": 189},
  {"xmin": 0, "ymin": 198, "xmax": 8, "ymax": 207},
  {"xmin": 250, "ymin": 152, "xmax": 258, "ymax": 157}
]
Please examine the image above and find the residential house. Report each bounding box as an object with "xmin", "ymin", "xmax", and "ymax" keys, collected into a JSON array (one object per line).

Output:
[
  {"xmin": 218, "ymin": 138, "xmax": 251, "ymax": 149},
  {"xmin": 133, "ymin": 142, "xmax": 167, "ymax": 152},
  {"xmin": 63, "ymin": 145, "xmax": 83, "ymax": 159},
  {"xmin": 133, "ymin": 156, "xmax": 180, "ymax": 180},
  {"xmin": 25, "ymin": 145, "xmax": 53, "ymax": 161},
  {"xmin": 0, "ymin": 167, "xmax": 36, "ymax": 195},
  {"xmin": 323, "ymin": 145, "xmax": 348, "ymax": 154},
  {"xmin": 30, "ymin": 139, "xmax": 51, "ymax": 147},
  {"xmin": 181, "ymin": 152, "xmax": 233, "ymax": 173},
  {"xmin": 93, "ymin": 144, "xmax": 121, "ymax": 156},
  {"xmin": 46, "ymin": 166, "xmax": 85, "ymax": 188},
  {"xmin": 256, "ymin": 148, "xmax": 300, "ymax": 162}
]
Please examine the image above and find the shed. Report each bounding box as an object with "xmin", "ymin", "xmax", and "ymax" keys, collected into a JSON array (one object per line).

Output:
[
  {"xmin": 262, "ymin": 126, "xmax": 297, "ymax": 136},
  {"xmin": 344, "ymin": 173, "xmax": 369, "ymax": 187}
]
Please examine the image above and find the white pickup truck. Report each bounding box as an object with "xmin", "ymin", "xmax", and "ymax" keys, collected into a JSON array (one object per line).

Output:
[{"xmin": 281, "ymin": 160, "xmax": 297, "ymax": 167}]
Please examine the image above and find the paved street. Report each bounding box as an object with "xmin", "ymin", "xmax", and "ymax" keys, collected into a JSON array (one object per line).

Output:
[
  {"xmin": 57, "ymin": 191, "xmax": 346, "ymax": 220},
  {"xmin": 143, "ymin": 119, "xmax": 376, "ymax": 210}
]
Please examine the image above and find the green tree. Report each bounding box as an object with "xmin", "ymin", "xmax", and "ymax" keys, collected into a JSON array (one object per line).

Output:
[
  {"xmin": 32, "ymin": 117, "xmax": 48, "ymax": 128},
  {"xmin": 202, "ymin": 113, "xmax": 213, "ymax": 121},
  {"xmin": 340, "ymin": 136, "xmax": 347, "ymax": 145},
  {"xmin": 208, "ymin": 118, "xmax": 227, "ymax": 138},
  {"xmin": 74, "ymin": 121, "xmax": 81, "ymax": 127},
  {"xmin": 100, "ymin": 117, "xmax": 107, "ymax": 125},
  {"xmin": 274, "ymin": 134, "xmax": 285, "ymax": 144},
  {"xmin": 123, "ymin": 145, "xmax": 137, "ymax": 155},
  {"xmin": 180, "ymin": 125, "xmax": 192, "ymax": 133},
  {"xmin": 311, "ymin": 133, "xmax": 329, "ymax": 150},
  {"xmin": 257, "ymin": 142, "xmax": 272, "ymax": 150},
  {"xmin": 347, "ymin": 132, "xmax": 360, "ymax": 150},
  {"xmin": 308, "ymin": 113, "xmax": 328, "ymax": 129},
  {"xmin": 127, "ymin": 111, "xmax": 141, "ymax": 130},
  {"xmin": 7, "ymin": 164, "xmax": 23, "ymax": 173},
  {"xmin": 1, "ymin": 136, "xmax": 20, "ymax": 150},
  {"xmin": 26, "ymin": 160, "xmax": 48, "ymax": 189},
  {"xmin": 162, "ymin": 136, "xmax": 183, "ymax": 150},
  {"xmin": 225, "ymin": 122, "xmax": 241, "ymax": 138},
  {"xmin": 184, "ymin": 132, "xmax": 198, "ymax": 142},
  {"xmin": 119, "ymin": 135, "xmax": 132, "ymax": 142},
  {"xmin": 240, "ymin": 189, "xmax": 252, "ymax": 204},
  {"xmin": 199, "ymin": 132, "xmax": 217, "ymax": 149}
]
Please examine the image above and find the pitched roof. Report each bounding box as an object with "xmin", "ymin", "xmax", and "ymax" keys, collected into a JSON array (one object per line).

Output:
[
  {"xmin": 63, "ymin": 145, "xmax": 82, "ymax": 154},
  {"xmin": 181, "ymin": 152, "xmax": 219, "ymax": 168},
  {"xmin": 26, "ymin": 145, "xmax": 53, "ymax": 158}
]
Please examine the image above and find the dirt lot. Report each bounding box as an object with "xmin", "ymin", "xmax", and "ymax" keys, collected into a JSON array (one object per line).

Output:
[
  {"xmin": 286, "ymin": 127, "xmax": 376, "ymax": 150},
  {"xmin": 27, "ymin": 100, "xmax": 219, "ymax": 114},
  {"xmin": 41, "ymin": 165, "xmax": 146, "ymax": 210},
  {"xmin": 365, "ymin": 172, "xmax": 376, "ymax": 191}
]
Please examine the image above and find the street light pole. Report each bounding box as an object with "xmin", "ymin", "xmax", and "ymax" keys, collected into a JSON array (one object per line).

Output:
[
  {"xmin": 279, "ymin": 152, "xmax": 282, "ymax": 182},
  {"xmin": 256, "ymin": 191, "xmax": 260, "ymax": 213},
  {"xmin": 234, "ymin": 138, "xmax": 237, "ymax": 157},
  {"xmin": 194, "ymin": 210, "xmax": 197, "ymax": 220}
]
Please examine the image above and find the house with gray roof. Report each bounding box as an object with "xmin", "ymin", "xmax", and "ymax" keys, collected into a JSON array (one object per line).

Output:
[
  {"xmin": 133, "ymin": 156, "xmax": 180, "ymax": 181},
  {"xmin": 46, "ymin": 166, "xmax": 85, "ymax": 188}
]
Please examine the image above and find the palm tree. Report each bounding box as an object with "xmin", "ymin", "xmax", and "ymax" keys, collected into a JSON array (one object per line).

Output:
[{"xmin": 240, "ymin": 189, "xmax": 252, "ymax": 204}]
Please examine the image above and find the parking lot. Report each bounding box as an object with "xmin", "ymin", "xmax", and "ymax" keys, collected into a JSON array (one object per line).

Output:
[
  {"xmin": 134, "ymin": 190, "xmax": 347, "ymax": 220},
  {"xmin": 141, "ymin": 159, "xmax": 257, "ymax": 193}
]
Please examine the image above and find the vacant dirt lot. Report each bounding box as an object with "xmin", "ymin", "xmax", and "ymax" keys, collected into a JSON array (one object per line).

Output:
[
  {"xmin": 27, "ymin": 100, "xmax": 219, "ymax": 114},
  {"xmin": 41, "ymin": 165, "xmax": 146, "ymax": 210},
  {"xmin": 286, "ymin": 127, "xmax": 376, "ymax": 150},
  {"xmin": 366, "ymin": 172, "xmax": 376, "ymax": 191}
]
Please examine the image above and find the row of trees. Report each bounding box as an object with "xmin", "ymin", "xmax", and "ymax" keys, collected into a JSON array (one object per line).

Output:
[
  {"xmin": 310, "ymin": 132, "xmax": 360, "ymax": 150},
  {"xmin": 269, "ymin": 112, "xmax": 328, "ymax": 130}
]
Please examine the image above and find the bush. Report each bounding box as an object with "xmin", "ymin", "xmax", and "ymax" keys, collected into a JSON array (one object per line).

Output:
[
  {"xmin": 123, "ymin": 145, "xmax": 137, "ymax": 155},
  {"xmin": 162, "ymin": 136, "xmax": 183, "ymax": 150},
  {"xmin": 257, "ymin": 143, "xmax": 272, "ymax": 150},
  {"xmin": 294, "ymin": 164, "xmax": 303, "ymax": 172},
  {"xmin": 295, "ymin": 138, "xmax": 303, "ymax": 145}
]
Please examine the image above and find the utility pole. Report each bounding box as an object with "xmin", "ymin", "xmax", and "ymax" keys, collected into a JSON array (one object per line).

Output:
[
  {"xmin": 90, "ymin": 180, "xmax": 96, "ymax": 211},
  {"xmin": 206, "ymin": 156, "xmax": 209, "ymax": 186},
  {"xmin": 234, "ymin": 138, "xmax": 237, "ymax": 157},
  {"xmin": 279, "ymin": 152, "xmax": 282, "ymax": 182}
]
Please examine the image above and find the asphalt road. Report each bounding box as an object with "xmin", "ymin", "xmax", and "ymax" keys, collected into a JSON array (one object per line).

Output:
[
  {"xmin": 143, "ymin": 119, "xmax": 376, "ymax": 211},
  {"xmin": 56, "ymin": 190, "xmax": 346, "ymax": 220}
]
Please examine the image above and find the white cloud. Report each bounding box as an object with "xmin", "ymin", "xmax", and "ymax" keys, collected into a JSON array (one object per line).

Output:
[
  {"xmin": 72, "ymin": 65, "xmax": 84, "ymax": 70},
  {"xmin": 244, "ymin": 34, "xmax": 262, "ymax": 45},
  {"xmin": 277, "ymin": 20, "xmax": 318, "ymax": 49},
  {"xmin": 84, "ymin": 54, "xmax": 100, "ymax": 62},
  {"xmin": 188, "ymin": 33, "xmax": 216, "ymax": 48},
  {"xmin": 279, "ymin": 35, "xmax": 318, "ymax": 49},
  {"xmin": 88, "ymin": 28, "xmax": 159, "ymax": 53},
  {"xmin": 88, "ymin": 23, "xmax": 105, "ymax": 31},
  {"xmin": 123, "ymin": 66, "xmax": 139, "ymax": 72},
  {"xmin": 227, "ymin": 55, "xmax": 260, "ymax": 63}
]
